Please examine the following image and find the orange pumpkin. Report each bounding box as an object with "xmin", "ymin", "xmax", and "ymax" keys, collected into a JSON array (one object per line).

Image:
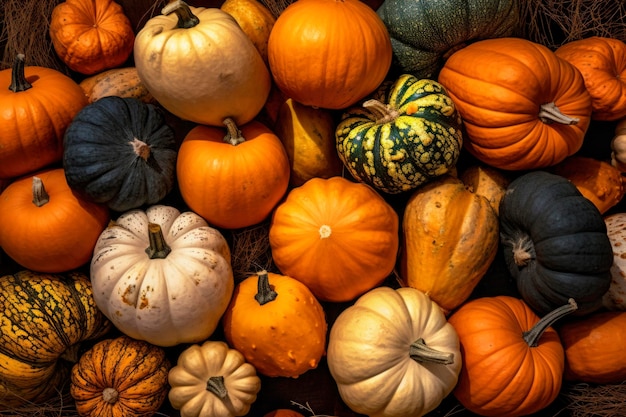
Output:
[
  {"xmin": 221, "ymin": 0, "xmax": 276, "ymax": 65},
  {"xmin": 555, "ymin": 36, "xmax": 626, "ymax": 121},
  {"xmin": 438, "ymin": 37, "xmax": 592, "ymax": 171},
  {"xmin": 0, "ymin": 54, "xmax": 87, "ymax": 179},
  {"xmin": 264, "ymin": 411, "xmax": 306, "ymax": 417},
  {"xmin": 0, "ymin": 168, "xmax": 110, "ymax": 273},
  {"xmin": 268, "ymin": 0, "xmax": 392, "ymax": 109},
  {"xmin": 269, "ymin": 176, "xmax": 399, "ymax": 302},
  {"xmin": 448, "ymin": 296, "xmax": 578, "ymax": 417},
  {"xmin": 49, "ymin": 0, "xmax": 136, "ymax": 75},
  {"xmin": 176, "ymin": 117, "xmax": 290, "ymax": 229}
]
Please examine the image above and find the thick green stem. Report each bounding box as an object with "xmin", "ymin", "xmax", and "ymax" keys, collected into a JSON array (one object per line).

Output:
[
  {"xmin": 363, "ymin": 99, "xmax": 399, "ymax": 124},
  {"xmin": 255, "ymin": 271, "xmax": 277, "ymax": 305},
  {"xmin": 32, "ymin": 177, "xmax": 49, "ymax": 207},
  {"xmin": 409, "ymin": 338, "xmax": 455, "ymax": 365},
  {"xmin": 222, "ymin": 117, "xmax": 245, "ymax": 145},
  {"xmin": 538, "ymin": 102, "xmax": 579, "ymax": 125},
  {"xmin": 206, "ymin": 376, "xmax": 228, "ymax": 399},
  {"xmin": 145, "ymin": 223, "xmax": 172, "ymax": 259},
  {"xmin": 9, "ymin": 54, "xmax": 32, "ymax": 92},
  {"xmin": 162, "ymin": 0, "xmax": 200, "ymax": 29},
  {"xmin": 523, "ymin": 298, "xmax": 578, "ymax": 347}
]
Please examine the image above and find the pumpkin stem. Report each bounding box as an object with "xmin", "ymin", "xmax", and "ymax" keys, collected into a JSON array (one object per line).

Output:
[
  {"xmin": 102, "ymin": 387, "xmax": 119, "ymax": 404},
  {"xmin": 509, "ymin": 234, "xmax": 534, "ymax": 267},
  {"xmin": 255, "ymin": 270, "xmax": 277, "ymax": 305},
  {"xmin": 222, "ymin": 117, "xmax": 245, "ymax": 145},
  {"xmin": 8, "ymin": 53, "xmax": 32, "ymax": 92},
  {"xmin": 206, "ymin": 376, "xmax": 228, "ymax": 399},
  {"xmin": 145, "ymin": 223, "xmax": 172, "ymax": 259},
  {"xmin": 162, "ymin": 0, "xmax": 200, "ymax": 29},
  {"xmin": 523, "ymin": 298, "xmax": 578, "ymax": 347},
  {"xmin": 538, "ymin": 102, "xmax": 579, "ymax": 125},
  {"xmin": 129, "ymin": 137, "xmax": 151, "ymax": 160},
  {"xmin": 32, "ymin": 176, "xmax": 49, "ymax": 207},
  {"xmin": 362, "ymin": 99, "xmax": 399, "ymax": 124},
  {"xmin": 409, "ymin": 338, "xmax": 455, "ymax": 365}
]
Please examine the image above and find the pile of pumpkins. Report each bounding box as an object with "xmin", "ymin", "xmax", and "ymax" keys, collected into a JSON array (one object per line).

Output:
[{"xmin": 2, "ymin": 0, "xmax": 626, "ymax": 416}]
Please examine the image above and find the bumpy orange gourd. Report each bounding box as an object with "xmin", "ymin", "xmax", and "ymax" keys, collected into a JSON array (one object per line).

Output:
[
  {"xmin": 222, "ymin": 271, "xmax": 327, "ymax": 378},
  {"xmin": 0, "ymin": 168, "xmax": 110, "ymax": 273},
  {"xmin": 268, "ymin": 0, "xmax": 392, "ymax": 109},
  {"xmin": 70, "ymin": 336, "xmax": 171, "ymax": 417},
  {"xmin": 458, "ymin": 164, "xmax": 510, "ymax": 216},
  {"xmin": 49, "ymin": 0, "xmax": 135, "ymax": 75},
  {"xmin": 555, "ymin": 36, "xmax": 626, "ymax": 121},
  {"xmin": 438, "ymin": 37, "xmax": 592, "ymax": 171}
]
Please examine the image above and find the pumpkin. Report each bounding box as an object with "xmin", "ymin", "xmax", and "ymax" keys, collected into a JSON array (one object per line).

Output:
[
  {"xmin": 400, "ymin": 175, "xmax": 500, "ymax": 314},
  {"xmin": 555, "ymin": 36, "xmax": 626, "ymax": 121},
  {"xmin": 70, "ymin": 335, "xmax": 170, "ymax": 417},
  {"xmin": 168, "ymin": 340, "xmax": 261, "ymax": 417},
  {"xmin": 559, "ymin": 310, "xmax": 626, "ymax": 384},
  {"xmin": 499, "ymin": 170, "xmax": 613, "ymax": 316},
  {"xmin": 458, "ymin": 164, "xmax": 510, "ymax": 216},
  {"xmin": 0, "ymin": 270, "xmax": 110, "ymax": 407},
  {"xmin": 221, "ymin": 0, "xmax": 275, "ymax": 65},
  {"xmin": 134, "ymin": 0, "xmax": 271, "ymax": 127},
  {"xmin": 222, "ymin": 271, "xmax": 327, "ymax": 378},
  {"xmin": 448, "ymin": 296, "xmax": 578, "ymax": 417},
  {"xmin": 274, "ymin": 98, "xmax": 344, "ymax": 187},
  {"xmin": 611, "ymin": 117, "xmax": 626, "ymax": 171},
  {"xmin": 176, "ymin": 118, "xmax": 290, "ymax": 230},
  {"xmin": 90, "ymin": 204, "xmax": 234, "ymax": 347},
  {"xmin": 437, "ymin": 37, "xmax": 593, "ymax": 171},
  {"xmin": 63, "ymin": 96, "xmax": 178, "ymax": 212},
  {"xmin": 269, "ymin": 176, "xmax": 399, "ymax": 302},
  {"xmin": 376, "ymin": 0, "xmax": 520, "ymax": 78},
  {"xmin": 0, "ymin": 168, "xmax": 110, "ymax": 273},
  {"xmin": 335, "ymin": 74, "xmax": 463, "ymax": 194},
  {"xmin": 263, "ymin": 411, "xmax": 306, "ymax": 417},
  {"xmin": 551, "ymin": 156, "xmax": 626, "ymax": 215},
  {"xmin": 0, "ymin": 54, "xmax": 87, "ymax": 179},
  {"xmin": 327, "ymin": 286, "xmax": 461, "ymax": 417},
  {"xmin": 267, "ymin": 0, "xmax": 392, "ymax": 109},
  {"xmin": 49, "ymin": 0, "xmax": 135, "ymax": 75},
  {"xmin": 602, "ymin": 213, "xmax": 626, "ymax": 310},
  {"xmin": 78, "ymin": 67, "xmax": 155, "ymax": 104}
]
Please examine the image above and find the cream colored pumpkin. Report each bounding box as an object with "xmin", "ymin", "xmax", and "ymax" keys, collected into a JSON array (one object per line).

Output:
[
  {"xmin": 90, "ymin": 205, "xmax": 234, "ymax": 347},
  {"xmin": 611, "ymin": 118, "xmax": 626, "ymax": 171},
  {"xmin": 327, "ymin": 286, "xmax": 462, "ymax": 417},
  {"xmin": 603, "ymin": 213, "xmax": 626, "ymax": 310},
  {"xmin": 168, "ymin": 340, "xmax": 261, "ymax": 417},
  {"xmin": 133, "ymin": 0, "xmax": 271, "ymax": 126}
]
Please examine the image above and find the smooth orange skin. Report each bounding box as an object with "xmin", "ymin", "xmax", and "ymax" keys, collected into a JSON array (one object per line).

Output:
[
  {"xmin": 176, "ymin": 120, "xmax": 290, "ymax": 229},
  {"xmin": 438, "ymin": 37, "xmax": 592, "ymax": 171},
  {"xmin": 0, "ymin": 168, "xmax": 110, "ymax": 273},
  {"xmin": 263, "ymin": 410, "xmax": 307, "ymax": 417}
]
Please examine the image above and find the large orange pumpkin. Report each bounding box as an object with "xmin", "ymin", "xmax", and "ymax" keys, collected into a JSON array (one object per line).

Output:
[
  {"xmin": 49, "ymin": 0, "xmax": 136, "ymax": 75},
  {"xmin": 267, "ymin": 0, "xmax": 392, "ymax": 109},
  {"xmin": 438, "ymin": 37, "xmax": 592, "ymax": 171}
]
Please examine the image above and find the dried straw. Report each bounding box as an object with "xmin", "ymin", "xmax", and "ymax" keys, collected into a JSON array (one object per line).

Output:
[
  {"xmin": 228, "ymin": 220, "xmax": 277, "ymax": 283},
  {"xmin": 561, "ymin": 382, "xmax": 626, "ymax": 417},
  {"xmin": 259, "ymin": 0, "xmax": 294, "ymax": 18}
]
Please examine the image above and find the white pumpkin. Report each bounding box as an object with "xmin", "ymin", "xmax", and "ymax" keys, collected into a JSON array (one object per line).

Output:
[
  {"xmin": 603, "ymin": 212, "xmax": 626, "ymax": 310},
  {"xmin": 168, "ymin": 340, "xmax": 261, "ymax": 417},
  {"xmin": 611, "ymin": 118, "xmax": 626, "ymax": 171},
  {"xmin": 327, "ymin": 286, "xmax": 462, "ymax": 417},
  {"xmin": 133, "ymin": 0, "xmax": 271, "ymax": 127},
  {"xmin": 90, "ymin": 204, "xmax": 234, "ymax": 346}
]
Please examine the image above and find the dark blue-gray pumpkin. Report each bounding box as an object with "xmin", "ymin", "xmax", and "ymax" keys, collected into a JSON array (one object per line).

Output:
[
  {"xmin": 499, "ymin": 170, "xmax": 613, "ymax": 316},
  {"xmin": 62, "ymin": 96, "xmax": 177, "ymax": 212}
]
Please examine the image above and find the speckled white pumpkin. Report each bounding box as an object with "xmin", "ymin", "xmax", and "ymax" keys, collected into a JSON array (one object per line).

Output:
[{"xmin": 603, "ymin": 213, "xmax": 626, "ymax": 310}]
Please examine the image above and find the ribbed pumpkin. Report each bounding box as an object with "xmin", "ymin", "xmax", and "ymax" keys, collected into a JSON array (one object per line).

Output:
[
  {"xmin": 269, "ymin": 176, "xmax": 399, "ymax": 302},
  {"xmin": 267, "ymin": 0, "xmax": 392, "ymax": 109},
  {"xmin": 438, "ymin": 37, "xmax": 593, "ymax": 171},
  {"xmin": 400, "ymin": 175, "xmax": 500, "ymax": 314},
  {"xmin": 63, "ymin": 96, "xmax": 178, "ymax": 213},
  {"xmin": 134, "ymin": 0, "xmax": 270, "ymax": 126},
  {"xmin": 0, "ymin": 54, "xmax": 87, "ymax": 179},
  {"xmin": 499, "ymin": 171, "xmax": 613, "ymax": 316},
  {"xmin": 70, "ymin": 336, "xmax": 170, "ymax": 417},
  {"xmin": 221, "ymin": 0, "xmax": 275, "ymax": 65},
  {"xmin": 0, "ymin": 270, "xmax": 111, "ymax": 407},
  {"xmin": 336, "ymin": 74, "xmax": 463, "ymax": 194},
  {"xmin": 0, "ymin": 168, "xmax": 110, "ymax": 273},
  {"xmin": 176, "ymin": 118, "xmax": 290, "ymax": 230},
  {"xmin": 458, "ymin": 164, "xmax": 510, "ymax": 216}
]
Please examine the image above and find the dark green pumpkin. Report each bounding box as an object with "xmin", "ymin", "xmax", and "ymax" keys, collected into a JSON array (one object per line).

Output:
[
  {"xmin": 499, "ymin": 171, "xmax": 613, "ymax": 316},
  {"xmin": 377, "ymin": 0, "xmax": 521, "ymax": 78},
  {"xmin": 63, "ymin": 96, "xmax": 177, "ymax": 212},
  {"xmin": 335, "ymin": 74, "xmax": 462, "ymax": 194}
]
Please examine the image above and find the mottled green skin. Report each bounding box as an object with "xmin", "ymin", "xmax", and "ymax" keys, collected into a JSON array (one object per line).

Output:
[
  {"xmin": 336, "ymin": 75, "xmax": 463, "ymax": 194},
  {"xmin": 377, "ymin": 0, "xmax": 521, "ymax": 78}
]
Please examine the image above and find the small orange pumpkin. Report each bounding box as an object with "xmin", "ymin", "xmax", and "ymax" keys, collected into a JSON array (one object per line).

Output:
[{"xmin": 49, "ymin": 0, "xmax": 136, "ymax": 75}]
